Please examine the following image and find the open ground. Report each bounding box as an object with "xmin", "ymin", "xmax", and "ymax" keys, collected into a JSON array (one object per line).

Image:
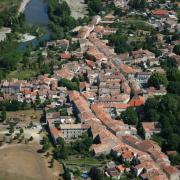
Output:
[
  {"xmin": 6, "ymin": 109, "xmax": 42, "ymax": 123},
  {"xmin": 0, "ymin": 143, "xmax": 63, "ymax": 180}
]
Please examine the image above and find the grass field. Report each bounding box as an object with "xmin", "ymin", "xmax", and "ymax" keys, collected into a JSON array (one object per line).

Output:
[
  {"xmin": 0, "ymin": 0, "xmax": 21, "ymax": 12},
  {"xmin": 0, "ymin": 144, "xmax": 62, "ymax": 180}
]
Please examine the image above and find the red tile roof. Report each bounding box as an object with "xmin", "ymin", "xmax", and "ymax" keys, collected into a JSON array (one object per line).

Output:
[
  {"xmin": 60, "ymin": 52, "xmax": 71, "ymax": 59},
  {"xmin": 152, "ymin": 10, "xmax": 169, "ymax": 16}
]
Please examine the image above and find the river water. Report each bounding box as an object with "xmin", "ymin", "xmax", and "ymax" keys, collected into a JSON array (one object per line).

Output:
[
  {"xmin": 18, "ymin": 0, "xmax": 50, "ymax": 51},
  {"xmin": 25, "ymin": 0, "xmax": 49, "ymax": 26}
]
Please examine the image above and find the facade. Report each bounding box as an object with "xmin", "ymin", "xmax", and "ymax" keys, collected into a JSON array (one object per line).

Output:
[{"xmin": 60, "ymin": 124, "xmax": 88, "ymax": 139}]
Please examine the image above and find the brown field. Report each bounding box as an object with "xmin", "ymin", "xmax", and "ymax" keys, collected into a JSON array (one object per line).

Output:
[
  {"xmin": 0, "ymin": 144, "xmax": 63, "ymax": 180},
  {"xmin": 7, "ymin": 110, "xmax": 42, "ymax": 123}
]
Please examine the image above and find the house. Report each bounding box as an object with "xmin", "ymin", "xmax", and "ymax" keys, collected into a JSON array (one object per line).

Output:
[
  {"xmin": 91, "ymin": 142, "xmax": 114, "ymax": 155},
  {"xmin": 134, "ymin": 161, "xmax": 156, "ymax": 176},
  {"xmin": 105, "ymin": 167, "xmax": 120, "ymax": 179},
  {"xmin": 116, "ymin": 165, "xmax": 126, "ymax": 174},
  {"xmin": 130, "ymin": 49, "xmax": 155, "ymax": 64},
  {"xmin": 50, "ymin": 127, "xmax": 63, "ymax": 144},
  {"xmin": 59, "ymin": 52, "xmax": 72, "ymax": 60},
  {"xmin": 119, "ymin": 63, "xmax": 137, "ymax": 78},
  {"xmin": 142, "ymin": 122, "xmax": 161, "ymax": 139},
  {"xmin": 140, "ymin": 168, "xmax": 168, "ymax": 180},
  {"xmin": 56, "ymin": 39, "xmax": 69, "ymax": 49},
  {"xmin": 77, "ymin": 26, "xmax": 94, "ymax": 39},
  {"xmin": 147, "ymin": 86, "xmax": 167, "ymax": 97},
  {"xmin": 86, "ymin": 46, "xmax": 107, "ymax": 63},
  {"xmin": 114, "ymin": 0, "xmax": 129, "ymax": 8},
  {"xmin": 152, "ymin": 10, "xmax": 169, "ymax": 18},
  {"xmin": 147, "ymin": 58, "xmax": 160, "ymax": 67},
  {"xmin": 128, "ymin": 95, "xmax": 145, "ymax": 107},
  {"xmin": 136, "ymin": 72, "xmax": 152, "ymax": 85},
  {"xmin": 161, "ymin": 163, "xmax": 180, "ymax": 180},
  {"xmin": 100, "ymin": 14, "xmax": 116, "ymax": 24},
  {"xmin": 53, "ymin": 68, "xmax": 74, "ymax": 80},
  {"xmin": 59, "ymin": 124, "xmax": 88, "ymax": 139}
]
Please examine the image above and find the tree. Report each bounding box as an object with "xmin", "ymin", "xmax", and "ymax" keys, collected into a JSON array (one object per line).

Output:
[
  {"xmin": 166, "ymin": 68, "xmax": 180, "ymax": 82},
  {"xmin": 121, "ymin": 107, "xmax": 138, "ymax": 125},
  {"xmin": 60, "ymin": 108, "xmax": 68, "ymax": 116},
  {"xmin": 54, "ymin": 137, "xmax": 68, "ymax": 159},
  {"xmin": 20, "ymin": 128, "xmax": 24, "ymax": 134},
  {"xmin": 59, "ymin": 78, "xmax": 79, "ymax": 91},
  {"xmin": 108, "ymin": 33, "xmax": 132, "ymax": 54},
  {"xmin": 173, "ymin": 44, "xmax": 180, "ymax": 55},
  {"xmin": 1, "ymin": 108, "xmax": 6, "ymax": 122},
  {"xmin": 169, "ymin": 154, "xmax": 180, "ymax": 166},
  {"xmin": 167, "ymin": 81, "xmax": 180, "ymax": 95},
  {"xmin": 89, "ymin": 167, "xmax": 104, "ymax": 180},
  {"xmin": 148, "ymin": 73, "xmax": 168, "ymax": 89},
  {"xmin": 167, "ymin": 133, "xmax": 180, "ymax": 150},
  {"xmin": 129, "ymin": 0, "xmax": 146, "ymax": 9},
  {"xmin": 41, "ymin": 136, "xmax": 50, "ymax": 152},
  {"xmin": 88, "ymin": 0, "xmax": 103, "ymax": 16}
]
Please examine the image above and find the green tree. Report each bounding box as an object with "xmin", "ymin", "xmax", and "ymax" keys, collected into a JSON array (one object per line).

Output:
[
  {"xmin": 173, "ymin": 44, "xmax": 180, "ymax": 55},
  {"xmin": 167, "ymin": 81, "xmax": 180, "ymax": 95},
  {"xmin": 1, "ymin": 108, "xmax": 6, "ymax": 122},
  {"xmin": 54, "ymin": 137, "xmax": 68, "ymax": 159},
  {"xmin": 89, "ymin": 167, "xmax": 104, "ymax": 180},
  {"xmin": 166, "ymin": 68, "xmax": 180, "ymax": 82},
  {"xmin": 169, "ymin": 154, "xmax": 180, "ymax": 166},
  {"xmin": 121, "ymin": 107, "xmax": 138, "ymax": 125},
  {"xmin": 129, "ymin": 0, "xmax": 146, "ymax": 9},
  {"xmin": 88, "ymin": 0, "xmax": 103, "ymax": 15},
  {"xmin": 148, "ymin": 73, "xmax": 168, "ymax": 89}
]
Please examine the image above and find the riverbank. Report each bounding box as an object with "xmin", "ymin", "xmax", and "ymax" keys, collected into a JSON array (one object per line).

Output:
[
  {"xmin": 0, "ymin": 27, "xmax": 11, "ymax": 42},
  {"xmin": 65, "ymin": 0, "xmax": 87, "ymax": 19},
  {"xmin": 18, "ymin": 33, "xmax": 36, "ymax": 42},
  {"xmin": 18, "ymin": 0, "xmax": 31, "ymax": 15}
]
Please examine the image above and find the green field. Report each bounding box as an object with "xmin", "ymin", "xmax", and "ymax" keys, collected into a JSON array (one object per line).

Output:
[
  {"xmin": 0, "ymin": 0, "xmax": 21, "ymax": 12},
  {"xmin": 6, "ymin": 69, "xmax": 37, "ymax": 80},
  {"xmin": 64, "ymin": 157, "xmax": 106, "ymax": 171}
]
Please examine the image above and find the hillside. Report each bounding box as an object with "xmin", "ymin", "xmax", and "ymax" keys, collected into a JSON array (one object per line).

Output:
[{"xmin": 0, "ymin": 0, "xmax": 21, "ymax": 12}]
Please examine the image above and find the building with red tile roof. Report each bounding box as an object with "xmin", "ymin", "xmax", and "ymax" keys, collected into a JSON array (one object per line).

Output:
[
  {"xmin": 152, "ymin": 10, "xmax": 169, "ymax": 17},
  {"xmin": 59, "ymin": 52, "xmax": 72, "ymax": 60}
]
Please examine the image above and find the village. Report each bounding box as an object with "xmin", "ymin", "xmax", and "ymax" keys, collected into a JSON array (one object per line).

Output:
[{"xmin": 0, "ymin": 0, "xmax": 180, "ymax": 179}]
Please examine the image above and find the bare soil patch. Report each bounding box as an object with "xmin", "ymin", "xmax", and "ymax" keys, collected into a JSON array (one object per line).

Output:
[
  {"xmin": 7, "ymin": 110, "xmax": 42, "ymax": 123},
  {"xmin": 0, "ymin": 144, "xmax": 63, "ymax": 180}
]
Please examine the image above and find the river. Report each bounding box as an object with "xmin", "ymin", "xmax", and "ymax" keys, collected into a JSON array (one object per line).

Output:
[{"xmin": 18, "ymin": 0, "xmax": 50, "ymax": 51}]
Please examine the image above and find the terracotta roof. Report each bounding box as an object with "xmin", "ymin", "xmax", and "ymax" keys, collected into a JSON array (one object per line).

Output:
[
  {"xmin": 166, "ymin": 151, "xmax": 177, "ymax": 156},
  {"xmin": 119, "ymin": 63, "xmax": 137, "ymax": 74},
  {"xmin": 161, "ymin": 163, "xmax": 180, "ymax": 176},
  {"xmin": 152, "ymin": 10, "xmax": 169, "ymax": 16},
  {"xmin": 142, "ymin": 122, "xmax": 160, "ymax": 133},
  {"xmin": 128, "ymin": 95, "xmax": 145, "ymax": 107},
  {"xmin": 60, "ymin": 52, "xmax": 71, "ymax": 59},
  {"xmin": 116, "ymin": 165, "xmax": 126, "ymax": 172}
]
